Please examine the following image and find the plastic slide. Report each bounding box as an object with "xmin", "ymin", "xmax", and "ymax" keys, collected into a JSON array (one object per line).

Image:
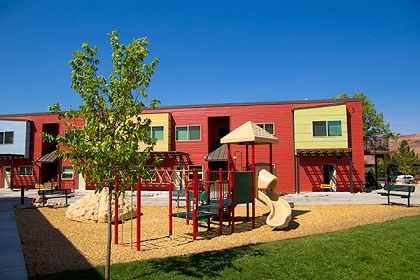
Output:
[{"xmin": 257, "ymin": 169, "xmax": 292, "ymax": 229}]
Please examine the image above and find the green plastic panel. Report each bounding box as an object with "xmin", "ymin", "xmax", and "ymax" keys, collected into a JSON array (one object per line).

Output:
[{"xmin": 234, "ymin": 171, "xmax": 253, "ymax": 204}]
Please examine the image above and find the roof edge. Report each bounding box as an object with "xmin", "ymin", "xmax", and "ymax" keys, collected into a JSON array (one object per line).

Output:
[{"xmin": 0, "ymin": 98, "xmax": 363, "ymax": 117}]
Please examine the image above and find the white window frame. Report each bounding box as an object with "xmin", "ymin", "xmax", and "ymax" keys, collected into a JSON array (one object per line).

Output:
[
  {"xmin": 64, "ymin": 129, "xmax": 77, "ymax": 140},
  {"xmin": 0, "ymin": 131, "xmax": 14, "ymax": 144},
  {"xmin": 312, "ymin": 120, "xmax": 342, "ymax": 137},
  {"xmin": 175, "ymin": 125, "xmax": 201, "ymax": 141},
  {"xmin": 188, "ymin": 165, "xmax": 203, "ymax": 181},
  {"xmin": 62, "ymin": 166, "xmax": 74, "ymax": 180},
  {"xmin": 18, "ymin": 166, "xmax": 33, "ymax": 176},
  {"xmin": 149, "ymin": 126, "xmax": 164, "ymax": 141},
  {"xmin": 257, "ymin": 123, "xmax": 275, "ymax": 134}
]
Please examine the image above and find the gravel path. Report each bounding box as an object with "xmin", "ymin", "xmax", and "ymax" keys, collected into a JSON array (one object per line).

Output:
[{"xmin": 15, "ymin": 204, "xmax": 420, "ymax": 277}]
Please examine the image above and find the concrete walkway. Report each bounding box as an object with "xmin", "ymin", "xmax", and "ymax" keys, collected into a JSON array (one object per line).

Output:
[
  {"xmin": 0, "ymin": 190, "xmax": 30, "ymax": 280},
  {"xmin": 1, "ymin": 186, "xmax": 419, "ymax": 279}
]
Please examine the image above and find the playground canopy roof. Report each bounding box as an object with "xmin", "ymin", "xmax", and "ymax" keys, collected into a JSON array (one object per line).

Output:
[{"xmin": 220, "ymin": 121, "xmax": 279, "ymax": 145}]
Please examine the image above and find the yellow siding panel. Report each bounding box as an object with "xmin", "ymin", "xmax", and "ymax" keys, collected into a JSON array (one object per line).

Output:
[
  {"xmin": 294, "ymin": 104, "xmax": 348, "ymax": 150},
  {"xmin": 138, "ymin": 113, "xmax": 171, "ymax": 152}
]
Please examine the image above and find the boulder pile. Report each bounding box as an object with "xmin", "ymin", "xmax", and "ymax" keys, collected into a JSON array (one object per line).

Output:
[{"xmin": 66, "ymin": 188, "xmax": 136, "ymax": 223}]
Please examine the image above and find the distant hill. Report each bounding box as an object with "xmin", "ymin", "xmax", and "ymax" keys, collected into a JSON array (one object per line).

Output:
[{"xmin": 388, "ymin": 134, "xmax": 420, "ymax": 155}]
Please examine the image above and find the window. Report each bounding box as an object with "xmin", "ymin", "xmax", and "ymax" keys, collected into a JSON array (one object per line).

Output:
[
  {"xmin": 19, "ymin": 166, "xmax": 33, "ymax": 176},
  {"xmin": 188, "ymin": 165, "xmax": 203, "ymax": 180},
  {"xmin": 143, "ymin": 165, "xmax": 156, "ymax": 181},
  {"xmin": 64, "ymin": 129, "xmax": 77, "ymax": 140},
  {"xmin": 313, "ymin": 121, "xmax": 342, "ymax": 137},
  {"xmin": 62, "ymin": 166, "xmax": 74, "ymax": 180},
  {"xmin": 257, "ymin": 123, "xmax": 274, "ymax": 134},
  {"xmin": 176, "ymin": 126, "xmax": 201, "ymax": 141},
  {"xmin": 327, "ymin": 121, "xmax": 342, "ymax": 136},
  {"xmin": 313, "ymin": 121, "xmax": 327, "ymax": 136},
  {"xmin": 0, "ymin": 131, "xmax": 14, "ymax": 144},
  {"xmin": 149, "ymin": 126, "xmax": 164, "ymax": 141}
]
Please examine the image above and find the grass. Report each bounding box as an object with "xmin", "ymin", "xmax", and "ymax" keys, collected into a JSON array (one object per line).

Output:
[{"xmin": 31, "ymin": 215, "xmax": 420, "ymax": 280}]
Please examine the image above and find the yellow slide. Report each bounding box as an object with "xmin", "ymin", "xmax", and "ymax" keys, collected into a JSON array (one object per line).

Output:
[{"xmin": 257, "ymin": 169, "xmax": 292, "ymax": 229}]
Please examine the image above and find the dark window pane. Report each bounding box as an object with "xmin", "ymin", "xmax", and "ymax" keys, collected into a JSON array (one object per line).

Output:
[
  {"xmin": 313, "ymin": 121, "xmax": 327, "ymax": 136},
  {"xmin": 265, "ymin": 124, "xmax": 274, "ymax": 134},
  {"xmin": 176, "ymin": 127, "xmax": 188, "ymax": 140},
  {"xmin": 189, "ymin": 126, "xmax": 201, "ymax": 140},
  {"xmin": 5, "ymin": 131, "xmax": 13, "ymax": 144},
  {"xmin": 328, "ymin": 121, "xmax": 342, "ymax": 136}
]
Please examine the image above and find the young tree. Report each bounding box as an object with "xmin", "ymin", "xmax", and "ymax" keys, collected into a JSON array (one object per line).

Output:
[
  {"xmin": 332, "ymin": 92, "xmax": 396, "ymax": 141},
  {"xmin": 42, "ymin": 30, "xmax": 159, "ymax": 280},
  {"xmin": 389, "ymin": 140, "xmax": 420, "ymax": 176}
]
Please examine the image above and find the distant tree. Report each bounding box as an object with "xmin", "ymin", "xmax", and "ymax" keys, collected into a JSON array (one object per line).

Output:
[
  {"xmin": 42, "ymin": 30, "xmax": 159, "ymax": 280},
  {"xmin": 389, "ymin": 140, "xmax": 420, "ymax": 175},
  {"xmin": 332, "ymin": 92, "xmax": 396, "ymax": 142}
]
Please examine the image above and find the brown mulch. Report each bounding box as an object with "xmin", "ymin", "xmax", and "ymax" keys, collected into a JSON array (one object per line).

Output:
[{"xmin": 15, "ymin": 204, "xmax": 420, "ymax": 277}]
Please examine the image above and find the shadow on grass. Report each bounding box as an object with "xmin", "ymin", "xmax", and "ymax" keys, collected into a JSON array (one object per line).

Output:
[
  {"xmin": 14, "ymin": 206, "xmax": 103, "ymax": 280},
  {"xmin": 145, "ymin": 244, "xmax": 263, "ymax": 279}
]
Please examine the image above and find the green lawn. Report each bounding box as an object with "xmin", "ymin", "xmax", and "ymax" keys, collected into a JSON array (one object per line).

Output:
[{"xmin": 31, "ymin": 215, "xmax": 420, "ymax": 280}]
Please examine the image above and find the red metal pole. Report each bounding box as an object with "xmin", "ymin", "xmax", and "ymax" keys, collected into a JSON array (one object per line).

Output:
[
  {"xmin": 169, "ymin": 182, "xmax": 173, "ymax": 236},
  {"xmin": 186, "ymin": 185, "xmax": 190, "ymax": 225},
  {"xmin": 192, "ymin": 168, "xmax": 198, "ymax": 241},
  {"xmin": 136, "ymin": 177, "xmax": 141, "ymax": 251},
  {"xmin": 206, "ymin": 169, "xmax": 211, "ymax": 230},
  {"xmin": 252, "ymin": 143, "xmax": 256, "ymax": 229},
  {"xmin": 218, "ymin": 168, "xmax": 223, "ymax": 236},
  {"xmin": 269, "ymin": 143, "xmax": 273, "ymax": 174},
  {"xmin": 227, "ymin": 143, "xmax": 231, "ymax": 171},
  {"xmin": 114, "ymin": 172, "xmax": 119, "ymax": 245},
  {"xmin": 230, "ymin": 168, "xmax": 235, "ymax": 233}
]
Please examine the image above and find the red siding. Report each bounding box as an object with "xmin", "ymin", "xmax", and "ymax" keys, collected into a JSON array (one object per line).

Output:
[
  {"xmin": 1, "ymin": 100, "xmax": 365, "ymax": 194},
  {"xmin": 148, "ymin": 100, "xmax": 365, "ymax": 194},
  {"xmin": 0, "ymin": 114, "xmax": 78, "ymax": 189}
]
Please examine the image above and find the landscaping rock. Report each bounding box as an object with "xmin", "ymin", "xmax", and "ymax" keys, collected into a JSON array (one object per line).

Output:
[{"xmin": 65, "ymin": 187, "xmax": 136, "ymax": 222}]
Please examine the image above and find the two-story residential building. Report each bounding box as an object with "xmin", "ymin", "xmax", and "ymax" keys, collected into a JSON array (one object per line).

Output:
[{"xmin": 0, "ymin": 99, "xmax": 364, "ymax": 194}]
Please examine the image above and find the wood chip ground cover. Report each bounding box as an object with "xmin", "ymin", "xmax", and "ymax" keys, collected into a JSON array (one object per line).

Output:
[{"xmin": 15, "ymin": 204, "xmax": 420, "ymax": 277}]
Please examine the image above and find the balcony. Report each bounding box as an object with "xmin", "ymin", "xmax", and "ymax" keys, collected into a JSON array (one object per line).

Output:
[{"xmin": 364, "ymin": 137, "xmax": 389, "ymax": 153}]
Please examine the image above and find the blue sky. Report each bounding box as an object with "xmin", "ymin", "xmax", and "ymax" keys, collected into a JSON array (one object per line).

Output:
[{"xmin": 1, "ymin": 1, "xmax": 419, "ymax": 134}]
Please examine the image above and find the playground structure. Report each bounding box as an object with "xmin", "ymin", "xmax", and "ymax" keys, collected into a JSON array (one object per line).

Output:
[
  {"xmin": 173, "ymin": 166, "xmax": 293, "ymax": 240},
  {"xmin": 170, "ymin": 167, "xmax": 252, "ymax": 239},
  {"xmin": 220, "ymin": 121, "xmax": 292, "ymax": 229},
  {"xmin": 257, "ymin": 169, "xmax": 292, "ymax": 229},
  {"xmin": 112, "ymin": 121, "xmax": 292, "ymax": 250}
]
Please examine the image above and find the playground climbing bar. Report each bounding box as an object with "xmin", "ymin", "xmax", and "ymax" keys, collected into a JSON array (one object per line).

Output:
[
  {"xmin": 218, "ymin": 168, "xmax": 223, "ymax": 235},
  {"xmin": 230, "ymin": 168, "xmax": 235, "ymax": 233},
  {"xmin": 192, "ymin": 168, "xmax": 198, "ymax": 241}
]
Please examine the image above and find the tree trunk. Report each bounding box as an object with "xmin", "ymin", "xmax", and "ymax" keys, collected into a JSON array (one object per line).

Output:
[{"xmin": 105, "ymin": 186, "xmax": 112, "ymax": 280}]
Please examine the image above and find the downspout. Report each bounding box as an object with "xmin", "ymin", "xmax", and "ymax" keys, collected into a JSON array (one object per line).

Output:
[
  {"xmin": 10, "ymin": 157, "xmax": 15, "ymax": 190},
  {"xmin": 32, "ymin": 160, "xmax": 41, "ymax": 185},
  {"xmin": 297, "ymin": 156, "xmax": 301, "ymax": 194}
]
